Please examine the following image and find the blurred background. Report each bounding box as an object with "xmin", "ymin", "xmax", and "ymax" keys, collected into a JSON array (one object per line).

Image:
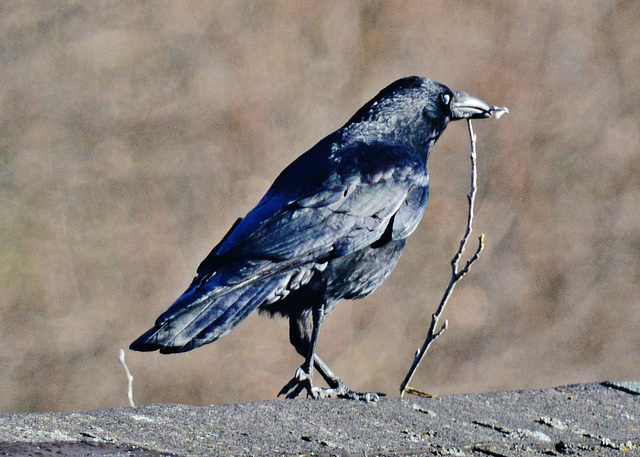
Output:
[{"xmin": 1, "ymin": 1, "xmax": 639, "ymax": 413}]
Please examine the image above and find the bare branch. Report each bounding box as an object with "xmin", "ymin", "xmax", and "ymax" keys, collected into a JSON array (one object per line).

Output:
[
  {"xmin": 400, "ymin": 119, "xmax": 485, "ymax": 397},
  {"xmin": 489, "ymin": 106, "xmax": 509, "ymax": 119},
  {"xmin": 119, "ymin": 348, "xmax": 135, "ymax": 407}
]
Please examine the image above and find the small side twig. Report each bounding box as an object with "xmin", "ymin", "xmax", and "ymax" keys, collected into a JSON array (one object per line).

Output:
[
  {"xmin": 400, "ymin": 119, "xmax": 485, "ymax": 397},
  {"xmin": 119, "ymin": 348, "xmax": 135, "ymax": 407}
]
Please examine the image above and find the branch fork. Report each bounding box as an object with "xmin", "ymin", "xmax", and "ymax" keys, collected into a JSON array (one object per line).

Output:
[{"xmin": 400, "ymin": 119, "xmax": 486, "ymax": 397}]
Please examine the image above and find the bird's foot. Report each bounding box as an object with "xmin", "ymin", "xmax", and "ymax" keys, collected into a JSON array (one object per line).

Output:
[
  {"xmin": 319, "ymin": 380, "xmax": 383, "ymax": 402},
  {"xmin": 278, "ymin": 368, "xmax": 383, "ymax": 402},
  {"xmin": 278, "ymin": 367, "xmax": 318, "ymax": 399}
]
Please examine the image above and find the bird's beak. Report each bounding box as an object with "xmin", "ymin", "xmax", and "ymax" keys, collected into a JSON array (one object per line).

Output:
[{"xmin": 451, "ymin": 91, "xmax": 492, "ymax": 120}]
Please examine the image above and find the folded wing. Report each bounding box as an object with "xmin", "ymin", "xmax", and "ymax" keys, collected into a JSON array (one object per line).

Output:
[{"xmin": 130, "ymin": 141, "xmax": 429, "ymax": 353}]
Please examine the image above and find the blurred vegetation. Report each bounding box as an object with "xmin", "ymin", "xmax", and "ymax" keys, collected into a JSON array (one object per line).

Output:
[{"xmin": 1, "ymin": 1, "xmax": 639, "ymax": 413}]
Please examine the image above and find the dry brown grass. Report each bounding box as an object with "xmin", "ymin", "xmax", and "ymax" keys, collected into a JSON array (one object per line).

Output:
[{"xmin": 1, "ymin": 1, "xmax": 639, "ymax": 412}]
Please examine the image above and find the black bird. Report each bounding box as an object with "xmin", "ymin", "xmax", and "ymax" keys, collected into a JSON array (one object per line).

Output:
[{"xmin": 131, "ymin": 76, "xmax": 493, "ymax": 400}]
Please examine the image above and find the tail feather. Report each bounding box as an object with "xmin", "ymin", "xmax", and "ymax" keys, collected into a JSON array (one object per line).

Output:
[
  {"xmin": 130, "ymin": 261, "xmax": 301, "ymax": 354},
  {"xmin": 174, "ymin": 272, "xmax": 289, "ymax": 352}
]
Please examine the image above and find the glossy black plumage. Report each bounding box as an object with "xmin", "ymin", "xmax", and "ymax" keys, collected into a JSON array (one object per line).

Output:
[{"xmin": 130, "ymin": 76, "xmax": 492, "ymax": 399}]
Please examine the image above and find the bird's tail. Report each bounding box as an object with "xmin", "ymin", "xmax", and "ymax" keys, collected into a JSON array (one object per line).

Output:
[{"xmin": 130, "ymin": 260, "xmax": 307, "ymax": 354}]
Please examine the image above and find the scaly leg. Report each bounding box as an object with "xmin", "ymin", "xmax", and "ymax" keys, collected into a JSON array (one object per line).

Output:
[
  {"xmin": 278, "ymin": 303, "xmax": 324, "ymax": 399},
  {"xmin": 280, "ymin": 306, "xmax": 382, "ymax": 401}
]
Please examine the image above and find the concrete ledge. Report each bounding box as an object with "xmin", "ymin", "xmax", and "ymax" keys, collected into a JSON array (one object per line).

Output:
[{"xmin": 0, "ymin": 382, "xmax": 638, "ymax": 456}]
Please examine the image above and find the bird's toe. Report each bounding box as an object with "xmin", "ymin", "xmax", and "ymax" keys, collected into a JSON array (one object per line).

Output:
[
  {"xmin": 278, "ymin": 367, "xmax": 316, "ymax": 399},
  {"xmin": 314, "ymin": 382, "xmax": 384, "ymax": 402}
]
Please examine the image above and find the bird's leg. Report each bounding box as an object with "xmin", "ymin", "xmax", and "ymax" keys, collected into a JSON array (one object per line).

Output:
[
  {"xmin": 279, "ymin": 303, "xmax": 324, "ymax": 399},
  {"xmin": 282, "ymin": 307, "xmax": 382, "ymax": 401},
  {"xmin": 312, "ymin": 354, "xmax": 381, "ymax": 402},
  {"xmin": 313, "ymin": 354, "xmax": 341, "ymax": 387}
]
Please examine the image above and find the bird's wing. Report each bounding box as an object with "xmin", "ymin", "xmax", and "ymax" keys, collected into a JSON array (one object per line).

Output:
[
  {"xmin": 209, "ymin": 141, "xmax": 429, "ymax": 262},
  {"xmin": 130, "ymin": 141, "xmax": 429, "ymax": 353}
]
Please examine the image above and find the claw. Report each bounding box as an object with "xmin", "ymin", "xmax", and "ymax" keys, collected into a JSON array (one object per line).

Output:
[
  {"xmin": 319, "ymin": 383, "xmax": 383, "ymax": 402},
  {"xmin": 278, "ymin": 367, "xmax": 383, "ymax": 402},
  {"xmin": 278, "ymin": 367, "xmax": 315, "ymax": 399}
]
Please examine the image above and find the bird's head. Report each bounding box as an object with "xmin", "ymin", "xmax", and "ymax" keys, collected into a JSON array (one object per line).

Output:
[{"xmin": 343, "ymin": 76, "xmax": 492, "ymax": 156}]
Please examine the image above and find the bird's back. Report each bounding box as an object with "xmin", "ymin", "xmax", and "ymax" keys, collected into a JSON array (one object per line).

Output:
[{"xmin": 130, "ymin": 76, "xmax": 458, "ymax": 356}]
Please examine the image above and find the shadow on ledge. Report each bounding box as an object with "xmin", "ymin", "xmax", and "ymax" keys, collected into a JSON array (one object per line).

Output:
[{"xmin": 0, "ymin": 382, "xmax": 638, "ymax": 456}]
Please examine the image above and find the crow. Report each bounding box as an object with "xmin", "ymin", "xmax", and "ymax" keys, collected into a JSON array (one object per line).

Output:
[{"xmin": 130, "ymin": 76, "xmax": 493, "ymax": 401}]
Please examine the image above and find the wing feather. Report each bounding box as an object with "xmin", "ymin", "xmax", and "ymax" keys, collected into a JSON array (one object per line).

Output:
[{"xmin": 130, "ymin": 141, "xmax": 430, "ymax": 353}]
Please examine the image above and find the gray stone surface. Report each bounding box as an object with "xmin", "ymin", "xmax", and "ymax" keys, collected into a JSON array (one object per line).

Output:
[{"xmin": 0, "ymin": 382, "xmax": 638, "ymax": 456}]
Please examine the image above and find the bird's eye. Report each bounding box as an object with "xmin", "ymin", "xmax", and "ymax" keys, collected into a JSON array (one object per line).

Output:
[{"xmin": 441, "ymin": 93, "xmax": 451, "ymax": 105}]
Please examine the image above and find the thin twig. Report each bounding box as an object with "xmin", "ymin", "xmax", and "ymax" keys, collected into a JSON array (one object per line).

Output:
[
  {"xmin": 400, "ymin": 119, "xmax": 485, "ymax": 397},
  {"xmin": 119, "ymin": 348, "xmax": 135, "ymax": 407}
]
